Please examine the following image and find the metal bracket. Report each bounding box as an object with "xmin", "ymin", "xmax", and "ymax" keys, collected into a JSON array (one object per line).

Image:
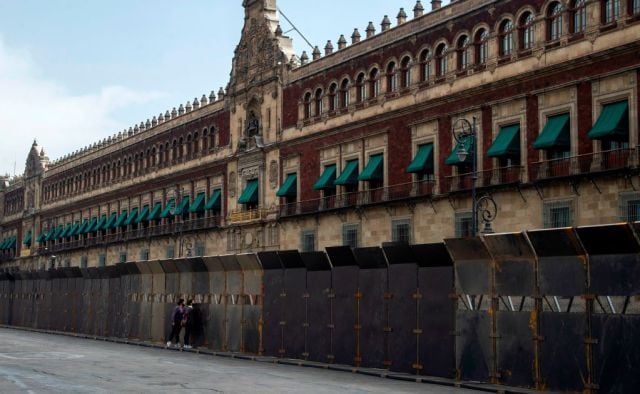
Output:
[
  {"xmin": 428, "ymin": 198, "xmax": 436, "ymax": 214},
  {"xmin": 447, "ymin": 195, "xmax": 456, "ymax": 210},
  {"xmin": 533, "ymin": 183, "xmax": 544, "ymax": 200},
  {"xmin": 516, "ymin": 184, "xmax": 527, "ymax": 203},
  {"xmin": 570, "ymin": 179, "xmax": 581, "ymax": 196},
  {"xmin": 589, "ymin": 178, "xmax": 602, "ymax": 194}
]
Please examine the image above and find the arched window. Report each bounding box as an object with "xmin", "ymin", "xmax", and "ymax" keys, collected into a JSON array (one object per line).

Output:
[
  {"xmin": 386, "ymin": 61, "xmax": 397, "ymax": 92},
  {"xmin": 340, "ymin": 78, "xmax": 350, "ymax": 108},
  {"xmin": 116, "ymin": 160, "xmax": 121, "ymax": 177},
  {"xmin": 369, "ymin": 68, "xmax": 380, "ymax": 98},
  {"xmin": 400, "ymin": 56, "xmax": 411, "ymax": 88},
  {"xmin": 520, "ymin": 12, "xmax": 535, "ymax": 49},
  {"xmin": 356, "ymin": 73, "xmax": 366, "ymax": 102},
  {"xmin": 178, "ymin": 137, "xmax": 184, "ymax": 159},
  {"xmin": 151, "ymin": 147, "xmax": 156, "ymax": 166},
  {"xmin": 475, "ymin": 29, "xmax": 489, "ymax": 64},
  {"xmin": 457, "ymin": 35, "xmax": 470, "ymax": 70},
  {"xmin": 435, "ymin": 43, "xmax": 448, "ymax": 77},
  {"xmin": 548, "ymin": 3, "xmax": 564, "ymax": 41},
  {"xmin": 602, "ymin": 0, "xmax": 621, "ymax": 23},
  {"xmin": 571, "ymin": 0, "xmax": 587, "ymax": 33},
  {"xmin": 202, "ymin": 129, "xmax": 209, "ymax": 151},
  {"xmin": 328, "ymin": 83, "xmax": 338, "ymax": 112},
  {"xmin": 303, "ymin": 92, "xmax": 312, "ymax": 119},
  {"xmin": 172, "ymin": 140, "xmax": 178, "ymax": 161},
  {"xmin": 419, "ymin": 49, "xmax": 431, "ymax": 81},
  {"xmin": 186, "ymin": 134, "xmax": 193, "ymax": 157},
  {"xmin": 158, "ymin": 145, "xmax": 164, "ymax": 165},
  {"xmin": 499, "ymin": 20, "xmax": 514, "ymax": 56},
  {"xmin": 314, "ymin": 88, "xmax": 323, "ymax": 116}
]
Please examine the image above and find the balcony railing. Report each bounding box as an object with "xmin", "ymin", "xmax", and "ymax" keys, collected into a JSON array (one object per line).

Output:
[
  {"xmin": 228, "ymin": 208, "xmax": 269, "ymax": 223},
  {"xmin": 442, "ymin": 166, "xmax": 523, "ymax": 192},
  {"xmin": 278, "ymin": 181, "xmax": 434, "ymax": 218},
  {"xmin": 37, "ymin": 216, "xmax": 220, "ymax": 255},
  {"xmin": 531, "ymin": 148, "xmax": 635, "ymax": 182}
]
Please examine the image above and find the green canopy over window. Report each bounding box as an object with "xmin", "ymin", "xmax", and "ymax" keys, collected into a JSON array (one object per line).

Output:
[
  {"xmin": 0, "ymin": 239, "xmax": 7, "ymax": 250},
  {"xmin": 135, "ymin": 206, "xmax": 150, "ymax": 223},
  {"xmin": 533, "ymin": 113, "xmax": 570, "ymax": 150},
  {"xmin": 59, "ymin": 223, "xmax": 73, "ymax": 238},
  {"xmin": 124, "ymin": 208, "xmax": 139, "ymax": 226},
  {"xmin": 114, "ymin": 210, "xmax": 128, "ymax": 227},
  {"xmin": 204, "ymin": 190, "xmax": 222, "ymax": 210},
  {"xmin": 83, "ymin": 218, "xmax": 97, "ymax": 234},
  {"xmin": 68, "ymin": 222, "xmax": 80, "ymax": 236},
  {"xmin": 174, "ymin": 196, "xmax": 191, "ymax": 215},
  {"xmin": 45, "ymin": 227, "xmax": 58, "ymax": 241},
  {"xmin": 276, "ymin": 173, "xmax": 297, "ymax": 197},
  {"xmin": 445, "ymin": 138, "xmax": 473, "ymax": 166},
  {"xmin": 313, "ymin": 164, "xmax": 337, "ymax": 190},
  {"xmin": 588, "ymin": 101, "xmax": 629, "ymax": 141},
  {"xmin": 91, "ymin": 215, "xmax": 107, "ymax": 232},
  {"xmin": 146, "ymin": 203, "xmax": 162, "ymax": 221},
  {"xmin": 358, "ymin": 154, "xmax": 384, "ymax": 181},
  {"xmin": 36, "ymin": 232, "xmax": 47, "ymax": 243},
  {"xmin": 75, "ymin": 219, "xmax": 89, "ymax": 236},
  {"xmin": 188, "ymin": 193, "xmax": 206, "ymax": 213},
  {"xmin": 2, "ymin": 237, "xmax": 16, "ymax": 250},
  {"xmin": 335, "ymin": 160, "xmax": 359, "ymax": 185},
  {"xmin": 53, "ymin": 225, "xmax": 65, "ymax": 240},
  {"xmin": 238, "ymin": 179, "xmax": 259, "ymax": 204},
  {"xmin": 160, "ymin": 199, "xmax": 175, "ymax": 219},
  {"xmin": 487, "ymin": 124, "xmax": 520, "ymax": 157},
  {"xmin": 22, "ymin": 231, "xmax": 32, "ymax": 246},
  {"xmin": 104, "ymin": 213, "xmax": 118, "ymax": 230},
  {"xmin": 406, "ymin": 144, "xmax": 434, "ymax": 173}
]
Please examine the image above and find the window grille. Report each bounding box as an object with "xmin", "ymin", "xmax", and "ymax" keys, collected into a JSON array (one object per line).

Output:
[
  {"xmin": 98, "ymin": 254, "xmax": 106, "ymax": 267},
  {"xmin": 342, "ymin": 224, "xmax": 359, "ymax": 249},
  {"xmin": 619, "ymin": 192, "xmax": 640, "ymax": 222},
  {"xmin": 194, "ymin": 242, "xmax": 205, "ymax": 257},
  {"xmin": 119, "ymin": 252, "xmax": 127, "ymax": 264},
  {"xmin": 391, "ymin": 219, "xmax": 412, "ymax": 244},
  {"xmin": 543, "ymin": 200, "xmax": 574, "ymax": 228},
  {"xmin": 166, "ymin": 245, "xmax": 175, "ymax": 259},
  {"xmin": 140, "ymin": 249, "xmax": 149, "ymax": 261},
  {"xmin": 63, "ymin": 259, "xmax": 71, "ymax": 268},
  {"xmin": 80, "ymin": 256, "xmax": 88, "ymax": 269},
  {"xmin": 455, "ymin": 212, "xmax": 474, "ymax": 237},
  {"xmin": 301, "ymin": 230, "xmax": 316, "ymax": 252}
]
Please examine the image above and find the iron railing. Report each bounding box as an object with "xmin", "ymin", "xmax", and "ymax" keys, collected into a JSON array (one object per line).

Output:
[
  {"xmin": 531, "ymin": 148, "xmax": 635, "ymax": 181},
  {"xmin": 228, "ymin": 208, "xmax": 269, "ymax": 223},
  {"xmin": 442, "ymin": 166, "xmax": 522, "ymax": 192}
]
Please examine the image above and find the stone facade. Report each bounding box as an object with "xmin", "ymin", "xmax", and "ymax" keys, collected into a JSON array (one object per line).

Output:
[{"xmin": 1, "ymin": 0, "xmax": 640, "ymax": 269}]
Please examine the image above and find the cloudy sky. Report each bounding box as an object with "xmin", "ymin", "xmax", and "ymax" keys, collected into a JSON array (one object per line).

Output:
[{"xmin": 0, "ymin": 0, "xmax": 444, "ymax": 176}]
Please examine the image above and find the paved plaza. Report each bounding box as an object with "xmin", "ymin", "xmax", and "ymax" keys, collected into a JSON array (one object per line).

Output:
[{"xmin": 0, "ymin": 329, "xmax": 474, "ymax": 394}]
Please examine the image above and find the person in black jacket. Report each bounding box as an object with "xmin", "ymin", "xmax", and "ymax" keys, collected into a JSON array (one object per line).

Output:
[
  {"xmin": 166, "ymin": 298, "xmax": 185, "ymax": 348},
  {"xmin": 183, "ymin": 299, "xmax": 197, "ymax": 349}
]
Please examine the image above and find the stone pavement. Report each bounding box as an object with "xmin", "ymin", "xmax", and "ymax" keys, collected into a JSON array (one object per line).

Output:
[{"xmin": 0, "ymin": 329, "xmax": 475, "ymax": 394}]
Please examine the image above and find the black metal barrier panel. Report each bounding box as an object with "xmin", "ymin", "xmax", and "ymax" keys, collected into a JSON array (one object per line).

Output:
[
  {"xmin": 203, "ymin": 256, "xmax": 226, "ymax": 351},
  {"xmin": 445, "ymin": 237, "xmax": 493, "ymax": 382},
  {"xmin": 278, "ymin": 250, "xmax": 306, "ymax": 359},
  {"xmin": 220, "ymin": 255, "xmax": 242, "ymax": 352},
  {"xmin": 257, "ymin": 251, "xmax": 283, "ymax": 358},
  {"xmin": 236, "ymin": 253, "xmax": 262, "ymax": 354},
  {"xmin": 300, "ymin": 251, "xmax": 332, "ymax": 363},
  {"xmin": 578, "ymin": 223, "xmax": 640, "ymax": 393},
  {"xmin": 527, "ymin": 228, "xmax": 587, "ymax": 392}
]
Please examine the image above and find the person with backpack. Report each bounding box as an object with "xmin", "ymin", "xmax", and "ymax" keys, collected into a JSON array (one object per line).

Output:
[{"xmin": 166, "ymin": 298, "xmax": 185, "ymax": 348}]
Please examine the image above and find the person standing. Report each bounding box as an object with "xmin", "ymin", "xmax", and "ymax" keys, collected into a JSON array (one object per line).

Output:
[
  {"xmin": 183, "ymin": 299, "xmax": 194, "ymax": 349},
  {"xmin": 166, "ymin": 298, "xmax": 185, "ymax": 348}
]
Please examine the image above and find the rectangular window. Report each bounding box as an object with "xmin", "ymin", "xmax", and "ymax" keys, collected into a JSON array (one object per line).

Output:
[
  {"xmin": 391, "ymin": 219, "xmax": 412, "ymax": 244},
  {"xmin": 119, "ymin": 251, "xmax": 127, "ymax": 264},
  {"xmin": 140, "ymin": 249, "xmax": 149, "ymax": 261},
  {"xmin": 80, "ymin": 256, "xmax": 88, "ymax": 269},
  {"xmin": 98, "ymin": 254, "xmax": 106, "ymax": 267},
  {"xmin": 63, "ymin": 259, "xmax": 71, "ymax": 268},
  {"xmin": 301, "ymin": 230, "xmax": 316, "ymax": 252},
  {"xmin": 194, "ymin": 242, "xmax": 205, "ymax": 257},
  {"xmin": 342, "ymin": 224, "xmax": 359, "ymax": 249},
  {"xmin": 166, "ymin": 245, "xmax": 175, "ymax": 259},
  {"xmin": 543, "ymin": 200, "xmax": 574, "ymax": 228},
  {"xmin": 455, "ymin": 212, "xmax": 474, "ymax": 238},
  {"xmin": 619, "ymin": 192, "xmax": 640, "ymax": 222}
]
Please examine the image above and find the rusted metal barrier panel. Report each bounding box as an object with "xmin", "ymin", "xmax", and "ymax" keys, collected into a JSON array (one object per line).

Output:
[
  {"xmin": 123, "ymin": 262, "xmax": 141, "ymax": 339},
  {"xmin": 203, "ymin": 256, "xmax": 226, "ymax": 351},
  {"xmin": 353, "ymin": 247, "xmax": 388, "ymax": 369},
  {"xmin": 135, "ymin": 261, "xmax": 153, "ymax": 341},
  {"xmin": 326, "ymin": 246, "xmax": 358, "ymax": 366},
  {"xmin": 445, "ymin": 238, "xmax": 491, "ymax": 381},
  {"xmin": 257, "ymin": 251, "xmax": 283, "ymax": 357},
  {"xmin": 147, "ymin": 260, "xmax": 166, "ymax": 343},
  {"xmin": 221, "ymin": 255, "xmax": 242, "ymax": 352},
  {"xmin": 383, "ymin": 244, "xmax": 418, "ymax": 374},
  {"xmin": 527, "ymin": 228, "xmax": 586, "ymax": 392},
  {"xmin": 277, "ymin": 250, "xmax": 306, "ymax": 359},
  {"xmin": 237, "ymin": 253, "xmax": 262, "ymax": 354},
  {"xmin": 483, "ymin": 233, "xmax": 537, "ymax": 388},
  {"xmin": 301, "ymin": 251, "xmax": 332, "ymax": 363}
]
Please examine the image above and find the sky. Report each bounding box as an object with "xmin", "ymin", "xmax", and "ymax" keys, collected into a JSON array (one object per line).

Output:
[{"xmin": 0, "ymin": 0, "xmax": 446, "ymax": 176}]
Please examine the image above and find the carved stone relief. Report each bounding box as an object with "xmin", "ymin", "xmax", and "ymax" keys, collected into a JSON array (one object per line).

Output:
[
  {"xmin": 269, "ymin": 160, "xmax": 278, "ymax": 189},
  {"xmin": 228, "ymin": 171, "xmax": 237, "ymax": 198}
]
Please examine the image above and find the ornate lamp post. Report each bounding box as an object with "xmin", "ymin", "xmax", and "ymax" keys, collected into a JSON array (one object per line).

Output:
[{"xmin": 452, "ymin": 117, "xmax": 498, "ymax": 235}]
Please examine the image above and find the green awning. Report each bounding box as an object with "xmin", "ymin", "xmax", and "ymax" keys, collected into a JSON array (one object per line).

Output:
[
  {"xmin": 313, "ymin": 164, "xmax": 337, "ymax": 190},
  {"xmin": 53, "ymin": 225, "xmax": 65, "ymax": 240},
  {"xmin": 8, "ymin": 237, "xmax": 16, "ymax": 249},
  {"xmin": 83, "ymin": 218, "xmax": 97, "ymax": 234},
  {"xmin": 205, "ymin": 190, "xmax": 222, "ymax": 210},
  {"xmin": 44, "ymin": 227, "xmax": 56, "ymax": 241},
  {"xmin": 588, "ymin": 101, "xmax": 629, "ymax": 141},
  {"xmin": 135, "ymin": 206, "xmax": 150, "ymax": 223},
  {"xmin": 276, "ymin": 173, "xmax": 297, "ymax": 197},
  {"xmin": 0, "ymin": 239, "xmax": 7, "ymax": 250},
  {"xmin": 406, "ymin": 144, "xmax": 434, "ymax": 173},
  {"xmin": 59, "ymin": 223, "xmax": 73, "ymax": 238},
  {"xmin": 358, "ymin": 154, "xmax": 383, "ymax": 181},
  {"xmin": 36, "ymin": 232, "xmax": 46, "ymax": 243},
  {"xmin": 238, "ymin": 179, "xmax": 259, "ymax": 204},
  {"xmin": 445, "ymin": 137, "xmax": 473, "ymax": 166},
  {"xmin": 114, "ymin": 210, "xmax": 128, "ymax": 227},
  {"xmin": 124, "ymin": 208, "xmax": 139, "ymax": 226},
  {"xmin": 104, "ymin": 213, "xmax": 118, "ymax": 230},
  {"xmin": 160, "ymin": 199, "xmax": 175, "ymax": 219},
  {"xmin": 146, "ymin": 203, "xmax": 162, "ymax": 221},
  {"xmin": 91, "ymin": 215, "xmax": 107, "ymax": 232},
  {"xmin": 335, "ymin": 160, "xmax": 359, "ymax": 185},
  {"xmin": 534, "ymin": 113, "xmax": 570, "ymax": 150},
  {"xmin": 75, "ymin": 219, "xmax": 89, "ymax": 236},
  {"xmin": 174, "ymin": 196, "xmax": 191, "ymax": 215},
  {"xmin": 188, "ymin": 193, "xmax": 206, "ymax": 213},
  {"xmin": 23, "ymin": 231, "xmax": 32, "ymax": 246},
  {"xmin": 487, "ymin": 124, "xmax": 520, "ymax": 157},
  {"xmin": 68, "ymin": 222, "xmax": 80, "ymax": 236}
]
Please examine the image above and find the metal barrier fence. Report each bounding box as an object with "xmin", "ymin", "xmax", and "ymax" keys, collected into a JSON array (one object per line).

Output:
[{"xmin": 0, "ymin": 224, "xmax": 639, "ymax": 392}]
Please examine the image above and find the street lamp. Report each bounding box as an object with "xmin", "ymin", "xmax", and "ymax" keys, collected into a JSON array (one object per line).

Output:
[{"xmin": 451, "ymin": 117, "xmax": 498, "ymax": 235}]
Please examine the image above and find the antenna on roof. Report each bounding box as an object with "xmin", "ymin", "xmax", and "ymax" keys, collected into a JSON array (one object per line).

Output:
[{"xmin": 277, "ymin": 6, "xmax": 314, "ymax": 50}]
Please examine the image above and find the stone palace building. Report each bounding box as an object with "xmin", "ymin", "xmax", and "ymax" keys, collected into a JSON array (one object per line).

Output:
[{"xmin": 1, "ymin": 0, "xmax": 639, "ymax": 269}]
